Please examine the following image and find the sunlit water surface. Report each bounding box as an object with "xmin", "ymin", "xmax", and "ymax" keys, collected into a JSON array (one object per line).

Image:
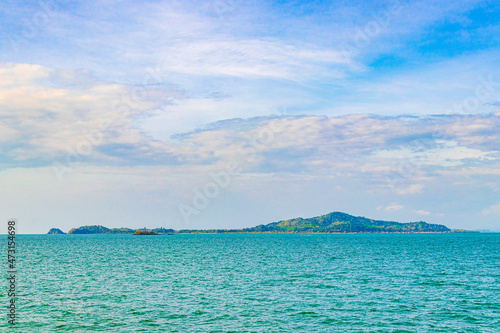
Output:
[{"xmin": 3, "ymin": 233, "xmax": 499, "ymax": 332}]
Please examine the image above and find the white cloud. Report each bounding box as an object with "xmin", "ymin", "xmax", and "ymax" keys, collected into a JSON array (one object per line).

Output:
[
  {"xmin": 414, "ymin": 209, "xmax": 431, "ymax": 216},
  {"xmin": 0, "ymin": 63, "xmax": 52, "ymax": 86},
  {"xmin": 481, "ymin": 202, "xmax": 500, "ymax": 215},
  {"xmin": 0, "ymin": 62, "xmax": 165, "ymax": 161},
  {"xmin": 373, "ymin": 140, "xmax": 495, "ymax": 167},
  {"xmin": 158, "ymin": 38, "xmax": 347, "ymax": 81},
  {"xmin": 378, "ymin": 203, "xmax": 404, "ymax": 212},
  {"xmin": 395, "ymin": 184, "xmax": 425, "ymax": 195}
]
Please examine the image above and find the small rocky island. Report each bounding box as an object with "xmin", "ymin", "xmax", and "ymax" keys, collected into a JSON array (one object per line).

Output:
[{"xmin": 133, "ymin": 230, "xmax": 159, "ymax": 235}]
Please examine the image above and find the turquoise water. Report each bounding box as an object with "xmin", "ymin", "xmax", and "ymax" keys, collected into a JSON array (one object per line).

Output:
[{"xmin": 2, "ymin": 233, "xmax": 499, "ymax": 332}]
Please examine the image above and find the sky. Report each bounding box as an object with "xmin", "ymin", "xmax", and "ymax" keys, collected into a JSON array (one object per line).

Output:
[{"xmin": 0, "ymin": 0, "xmax": 499, "ymax": 233}]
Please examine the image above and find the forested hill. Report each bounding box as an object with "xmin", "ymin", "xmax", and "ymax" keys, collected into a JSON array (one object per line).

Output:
[
  {"xmin": 240, "ymin": 211, "xmax": 451, "ymax": 233},
  {"xmin": 51, "ymin": 212, "xmax": 457, "ymax": 234}
]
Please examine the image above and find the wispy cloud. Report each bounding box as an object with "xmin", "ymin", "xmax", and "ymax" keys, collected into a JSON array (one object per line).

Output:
[
  {"xmin": 373, "ymin": 140, "xmax": 495, "ymax": 167},
  {"xmin": 414, "ymin": 209, "xmax": 431, "ymax": 215},
  {"xmin": 378, "ymin": 203, "xmax": 404, "ymax": 212},
  {"xmin": 158, "ymin": 38, "xmax": 347, "ymax": 80},
  {"xmin": 481, "ymin": 202, "xmax": 500, "ymax": 215}
]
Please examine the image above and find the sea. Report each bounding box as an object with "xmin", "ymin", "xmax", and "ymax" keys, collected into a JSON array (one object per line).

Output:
[{"xmin": 3, "ymin": 233, "xmax": 499, "ymax": 332}]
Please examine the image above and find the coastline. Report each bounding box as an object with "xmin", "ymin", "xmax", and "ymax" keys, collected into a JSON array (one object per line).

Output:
[
  {"xmin": 46, "ymin": 230, "xmax": 477, "ymax": 235},
  {"xmin": 48, "ymin": 211, "xmax": 475, "ymax": 235}
]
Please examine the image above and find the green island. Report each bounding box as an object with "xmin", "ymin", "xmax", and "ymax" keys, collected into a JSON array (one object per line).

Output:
[
  {"xmin": 63, "ymin": 225, "xmax": 175, "ymax": 235},
  {"xmin": 47, "ymin": 228, "xmax": 66, "ymax": 234},
  {"xmin": 49, "ymin": 211, "xmax": 474, "ymax": 234}
]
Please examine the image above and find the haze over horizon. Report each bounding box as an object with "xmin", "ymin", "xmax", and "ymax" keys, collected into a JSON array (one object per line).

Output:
[{"xmin": 1, "ymin": 0, "xmax": 499, "ymax": 233}]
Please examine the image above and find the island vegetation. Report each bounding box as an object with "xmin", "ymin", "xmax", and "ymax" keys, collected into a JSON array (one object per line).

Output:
[
  {"xmin": 65, "ymin": 226, "xmax": 175, "ymax": 235},
  {"xmin": 48, "ymin": 211, "xmax": 468, "ymax": 235},
  {"xmin": 47, "ymin": 228, "xmax": 66, "ymax": 234},
  {"xmin": 133, "ymin": 230, "xmax": 159, "ymax": 235},
  {"xmin": 178, "ymin": 212, "xmax": 452, "ymax": 233}
]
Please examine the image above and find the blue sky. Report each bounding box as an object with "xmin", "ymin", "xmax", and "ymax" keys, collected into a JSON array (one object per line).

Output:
[{"xmin": 0, "ymin": 0, "xmax": 499, "ymax": 233}]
